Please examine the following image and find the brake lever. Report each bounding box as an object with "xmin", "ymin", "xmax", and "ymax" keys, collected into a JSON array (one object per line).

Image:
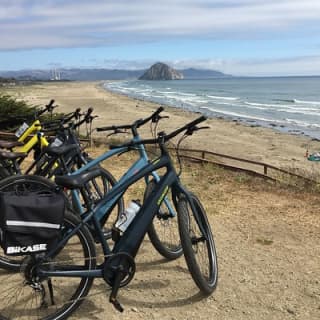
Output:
[
  {"xmin": 152, "ymin": 114, "xmax": 169, "ymax": 123},
  {"xmin": 48, "ymin": 104, "xmax": 58, "ymax": 113},
  {"xmin": 86, "ymin": 115, "xmax": 98, "ymax": 123}
]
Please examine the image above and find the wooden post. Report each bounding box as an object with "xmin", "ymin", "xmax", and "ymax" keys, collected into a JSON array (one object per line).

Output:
[{"xmin": 264, "ymin": 165, "xmax": 267, "ymax": 175}]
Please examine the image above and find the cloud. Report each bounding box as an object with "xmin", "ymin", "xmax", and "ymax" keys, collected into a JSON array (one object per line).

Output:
[{"xmin": 1, "ymin": 0, "xmax": 320, "ymax": 50}]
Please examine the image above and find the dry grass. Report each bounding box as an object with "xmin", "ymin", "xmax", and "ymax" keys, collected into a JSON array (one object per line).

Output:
[{"xmin": 85, "ymin": 143, "xmax": 320, "ymax": 211}]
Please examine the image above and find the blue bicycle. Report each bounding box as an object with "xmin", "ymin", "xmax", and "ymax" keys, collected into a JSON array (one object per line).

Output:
[{"xmin": 70, "ymin": 106, "xmax": 182, "ymax": 260}]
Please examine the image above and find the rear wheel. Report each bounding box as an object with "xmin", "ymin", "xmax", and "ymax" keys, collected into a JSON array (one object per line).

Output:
[
  {"xmin": 0, "ymin": 208, "xmax": 96, "ymax": 320},
  {"xmin": 76, "ymin": 167, "xmax": 124, "ymax": 239},
  {"xmin": 145, "ymin": 178, "xmax": 183, "ymax": 260},
  {"xmin": 177, "ymin": 192, "xmax": 218, "ymax": 294}
]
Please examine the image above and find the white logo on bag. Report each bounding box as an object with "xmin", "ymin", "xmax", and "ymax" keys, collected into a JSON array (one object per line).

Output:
[{"xmin": 6, "ymin": 244, "xmax": 47, "ymax": 254}]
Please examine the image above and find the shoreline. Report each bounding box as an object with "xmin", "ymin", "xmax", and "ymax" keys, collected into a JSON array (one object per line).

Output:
[{"xmin": 2, "ymin": 80, "xmax": 320, "ymax": 172}]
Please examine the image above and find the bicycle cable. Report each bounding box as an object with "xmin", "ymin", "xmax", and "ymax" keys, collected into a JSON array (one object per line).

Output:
[{"xmin": 175, "ymin": 133, "xmax": 188, "ymax": 177}]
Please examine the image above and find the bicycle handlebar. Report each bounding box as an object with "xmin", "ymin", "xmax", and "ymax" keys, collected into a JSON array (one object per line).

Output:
[
  {"xmin": 63, "ymin": 107, "xmax": 82, "ymax": 123},
  {"xmin": 96, "ymin": 106, "xmax": 165, "ymax": 132},
  {"xmin": 42, "ymin": 107, "xmax": 82, "ymax": 129},
  {"xmin": 42, "ymin": 107, "xmax": 94, "ymax": 133},
  {"xmin": 73, "ymin": 107, "xmax": 94, "ymax": 129},
  {"xmin": 36, "ymin": 99, "xmax": 56, "ymax": 117},
  {"xmin": 109, "ymin": 115, "xmax": 207, "ymax": 149}
]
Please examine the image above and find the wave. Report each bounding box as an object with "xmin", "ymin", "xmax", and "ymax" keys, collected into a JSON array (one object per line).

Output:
[
  {"xmin": 207, "ymin": 95, "xmax": 239, "ymax": 101},
  {"xmin": 245, "ymin": 102, "xmax": 281, "ymax": 109},
  {"xmin": 294, "ymin": 99, "xmax": 320, "ymax": 105},
  {"xmin": 285, "ymin": 118, "xmax": 320, "ymax": 128},
  {"xmin": 200, "ymin": 106, "xmax": 285, "ymax": 123},
  {"xmin": 277, "ymin": 108, "xmax": 320, "ymax": 117},
  {"xmin": 274, "ymin": 98, "xmax": 320, "ymax": 105},
  {"xmin": 164, "ymin": 94, "xmax": 209, "ymax": 104},
  {"xmin": 274, "ymin": 99, "xmax": 296, "ymax": 103}
]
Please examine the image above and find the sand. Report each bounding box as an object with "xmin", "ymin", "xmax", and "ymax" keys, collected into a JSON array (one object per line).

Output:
[{"xmin": 4, "ymin": 80, "xmax": 319, "ymax": 174}]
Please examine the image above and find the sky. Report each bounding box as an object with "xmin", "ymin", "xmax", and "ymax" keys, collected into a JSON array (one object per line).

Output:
[{"xmin": 1, "ymin": 0, "xmax": 320, "ymax": 76}]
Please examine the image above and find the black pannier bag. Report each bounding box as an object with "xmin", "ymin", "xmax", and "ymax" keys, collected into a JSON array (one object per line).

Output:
[{"xmin": 0, "ymin": 190, "xmax": 65, "ymax": 256}]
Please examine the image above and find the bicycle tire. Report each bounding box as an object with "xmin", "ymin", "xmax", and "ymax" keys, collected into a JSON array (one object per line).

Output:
[
  {"xmin": 0, "ymin": 207, "xmax": 96, "ymax": 320},
  {"xmin": 77, "ymin": 166, "xmax": 124, "ymax": 229},
  {"xmin": 145, "ymin": 178, "xmax": 183, "ymax": 260},
  {"xmin": 0, "ymin": 175, "xmax": 64, "ymax": 270},
  {"xmin": 71, "ymin": 154, "xmax": 123, "ymax": 214},
  {"xmin": 177, "ymin": 192, "xmax": 218, "ymax": 294},
  {"xmin": 0, "ymin": 165, "xmax": 10, "ymax": 179}
]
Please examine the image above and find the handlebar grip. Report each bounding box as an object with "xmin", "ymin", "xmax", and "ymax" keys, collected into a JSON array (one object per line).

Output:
[
  {"xmin": 73, "ymin": 107, "xmax": 94, "ymax": 128},
  {"xmin": 97, "ymin": 124, "xmax": 132, "ymax": 132},
  {"xmin": 46, "ymin": 99, "xmax": 55, "ymax": 108},
  {"xmin": 136, "ymin": 106, "xmax": 164, "ymax": 128},
  {"xmin": 36, "ymin": 99, "xmax": 56, "ymax": 117},
  {"xmin": 165, "ymin": 116, "xmax": 207, "ymax": 141},
  {"xmin": 97, "ymin": 125, "xmax": 115, "ymax": 132}
]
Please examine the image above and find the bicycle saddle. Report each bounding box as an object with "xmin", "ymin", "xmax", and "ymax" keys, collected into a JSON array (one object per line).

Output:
[{"xmin": 55, "ymin": 168, "xmax": 102, "ymax": 189}]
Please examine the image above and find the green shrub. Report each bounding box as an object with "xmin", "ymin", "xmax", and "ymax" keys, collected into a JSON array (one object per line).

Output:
[
  {"xmin": 0, "ymin": 95, "xmax": 65, "ymax": 131},
  {"xmin": 0, "ymin": 95, "xmax": 36, "ymax": 130}
]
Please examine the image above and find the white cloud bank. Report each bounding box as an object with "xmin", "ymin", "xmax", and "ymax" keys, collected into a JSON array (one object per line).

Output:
[
  {"xmin": 1, "ymin": 0, "xmax": 320, "ymax": 50},
  {"xmin": 1, "ymin": 0, "xmax": 320, "ymax": 75}
]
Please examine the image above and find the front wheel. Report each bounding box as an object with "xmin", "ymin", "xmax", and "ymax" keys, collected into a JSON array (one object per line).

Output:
[
  {"xmin": 177, "ymin": 192, "xmax": 218, "ymax": 294},
  {"xmin": 145, "ymin": 178, "xmax": 183, "ymax": 260}
]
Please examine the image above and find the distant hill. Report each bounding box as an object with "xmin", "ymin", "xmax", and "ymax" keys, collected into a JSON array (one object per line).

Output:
[
  {"xmin": 0, "ymin": 69, "xmax": 142, "ymax": 81},
  {"xmin": 0, "ymin": 77, "xmax": 16, "ymax": 83},
  {"xmin": 0, "ymin": 67, "xmax": 231, "ymax": 81},
  {"xmin": 139, "ymin": 62, "xmax": 184, "ymax": 80},
  {"xmin": 182, "ymin": 68, "xmax": 230, "ymax": 79}
]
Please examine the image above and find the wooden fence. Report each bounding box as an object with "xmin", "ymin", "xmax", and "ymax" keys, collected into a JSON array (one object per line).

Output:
[{"xmin": 169, "ymin": 147, "xmax": 315, "ymax": 184}]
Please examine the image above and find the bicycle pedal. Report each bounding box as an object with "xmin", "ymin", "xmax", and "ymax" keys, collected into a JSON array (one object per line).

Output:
[{"xmin": 110, "ymin": 296, "xmax": 124, "ymax": 313}]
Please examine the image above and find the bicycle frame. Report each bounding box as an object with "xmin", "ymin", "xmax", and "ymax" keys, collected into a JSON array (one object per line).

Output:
[
  {"xmin": 14, "ymin": 120, "xmax": 50, "ymax": 154},
  {"xmin": 69, "ymin": 133, "xmax": 176, "ymax": 222},
  {"xmin": 39, "ymin": 148, "xmax": 187, "ymax": 279}
]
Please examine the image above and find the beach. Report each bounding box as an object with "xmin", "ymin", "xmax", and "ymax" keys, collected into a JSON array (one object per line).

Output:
[
  {"xmin": 1, "ymin": 81, "xmax": 320, "ymax": 320},
  {"xmin": 4, "ymin": 80, "xmax": 320, "ymax": 173}
]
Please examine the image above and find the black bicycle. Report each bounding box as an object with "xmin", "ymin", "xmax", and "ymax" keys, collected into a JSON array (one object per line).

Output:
[{"xmin": 0, "ymin": 116, "xmax": 218, "ymax": 319}]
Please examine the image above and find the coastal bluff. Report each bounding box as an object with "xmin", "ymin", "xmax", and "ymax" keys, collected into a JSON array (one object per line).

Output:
[{"xmin": 139, "ymin": 62, "xmax": 184, "ymax": 80}]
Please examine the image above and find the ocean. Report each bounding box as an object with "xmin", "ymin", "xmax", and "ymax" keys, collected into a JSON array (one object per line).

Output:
[{"xmin": 103, "ymin": 77, "xmax": 320, "ymax": 139}]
